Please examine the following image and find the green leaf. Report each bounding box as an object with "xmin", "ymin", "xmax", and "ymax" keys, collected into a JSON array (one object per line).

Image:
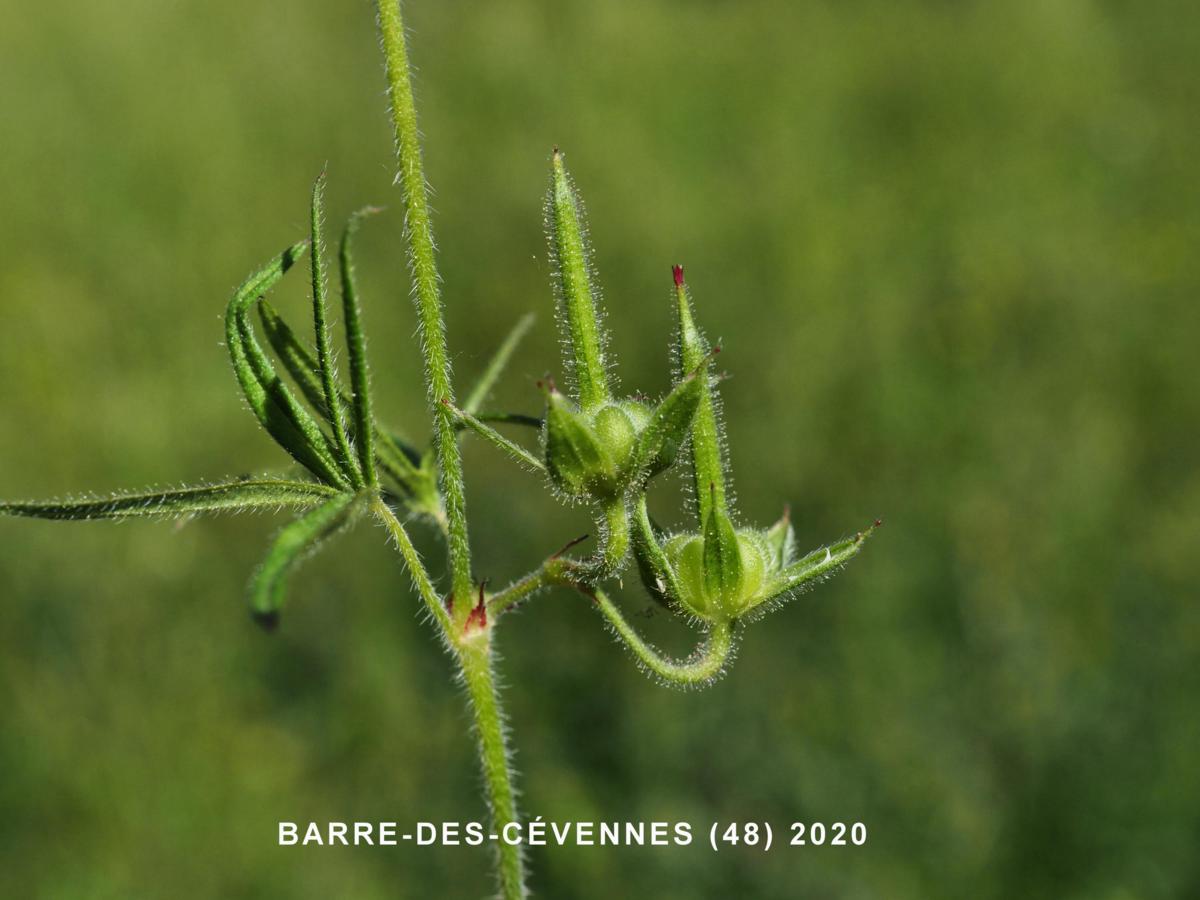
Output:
[
  {"xmin": 310, "ymin": 173, "xmax": 363, "ymax": 487},
  {"xmin": 0, "ymin": 479, "xmax": 339, "ymax": 521},
  {"xmin": 235, "ymin": 314, "xmax": 351, "ymax": 489},
  {"xmin": 257, "ymin": 299, "xmax": 423, "ymax": 488},
  {"xmin": 469, "ymin": 412, "xmax": 542, "ymax": 429},
  {"xmin": 225, "ymin": 243, "xmax": 351, "ymax": 488},
  {"xmin": 546, "ymin": 150, "xmax": 610, "ymax": 410},
  {"xmin": 249, "ymin": 492, "xmax": 363, "ymax": 630},
  {"xmin": 258, "ymin": 299, "xmax": 344, "ymax": 420},
  {"xmin": 340, "ymin": 206, "xmax": 385, "ymax": 487},
  {"xmin": 463, "ymin": 313, "xmax": 535, "ymax": 416}
]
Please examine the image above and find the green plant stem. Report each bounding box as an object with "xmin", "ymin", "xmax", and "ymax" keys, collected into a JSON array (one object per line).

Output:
[
  {"xmin": 600, "ymin": 497, "xmax": 630, "ymax": 573},
  {"xmin": 373, "ymin": 493, "xmax": 526, "ymax": 898},
  {"xmin": 458, "ymin": 634, "xmax": 527, "ymax": 899},
  {"xmin": 464, "ymin": 313, "xmax": 535, "ymax": 416},
  {"xmin": 376, "ymin": 0, "xmax": 472, "ymax": 613},
  {"xmin": 448, "ymin": 403, "xmax": 546, "ymax": 473},
  {"xmin": 488, "ymin": 556, "xmax": 577, "ymax": 617},
  {"xmin": 372, "ymin": 497, "xmax": 453, "ymax": 633},
  {"xmin": 590, "ymin": 587, "xmax": 735, "ymax": 685}
]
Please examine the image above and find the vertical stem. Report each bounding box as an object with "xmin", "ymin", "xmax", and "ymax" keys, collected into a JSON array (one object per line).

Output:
[
  {"xmin": 376, "ymin": 0, "xmax": 473, "ymax": 610},
  {"xmin": 459, "ymin": 635, "xmax": 527, "ymax": 899},
  {"xmin": 375, "ymin": 6, "xmax": 526, "ymax": 898}
]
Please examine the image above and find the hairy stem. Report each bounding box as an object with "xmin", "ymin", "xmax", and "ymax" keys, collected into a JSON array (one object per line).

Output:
[
  {"xmin": 376, "ymin": 0, "xmax": 473, "ymax": 611},
  {"xmin": 600, "ymin": 497, "xmax": 630, "ymax": 573},
  {"xmin": 375, "ymin": 494, "xmax": 525, "ymax": 897},
  {"xmin": 458, "ymin": 635, "xmax": 527, "ymax": 899},
  {"xmin": 372, "ymin": 498, "xmax": 452, "ymax": 633},
  {"xmin": 591, "ymin": 587, "xmax": 734, "ymax": 686}
]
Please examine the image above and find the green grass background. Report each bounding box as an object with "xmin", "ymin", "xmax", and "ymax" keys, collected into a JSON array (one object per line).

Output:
[{"xmin": 1, "ymin": 1, "xmax": 1197, "ymax": 897}]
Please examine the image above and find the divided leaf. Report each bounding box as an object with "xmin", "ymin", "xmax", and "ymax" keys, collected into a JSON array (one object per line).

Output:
[{"xmin": 225, "ymin": 242, "xmax": 351, "ymax": 489}]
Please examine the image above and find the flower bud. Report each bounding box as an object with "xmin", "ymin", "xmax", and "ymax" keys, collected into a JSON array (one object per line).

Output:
[
  {"xmin": 543, "ymin": 382, "xmax": 698, "ymax": 503},
  {"xmin": 543, "ymin": 386, "xmax": 609, "ymax": 499}
]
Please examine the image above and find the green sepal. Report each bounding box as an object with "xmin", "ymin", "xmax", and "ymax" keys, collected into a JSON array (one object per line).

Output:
[
  {"xmin": 777, "ymin": 527, "xmax": 875, "ymax": 594},
  {"xmin": 632, "ymin": 496, "xmax": 678, "ymax": 608},
  {"xmin": 249, "ymin": 491, "xmax": 363, "ymax": 630},
  {"xmin": 0, "ymin": 479, "xmax": 340, "ymax": 521},
  {"xmin": 764, "ymin": 508, "xmax": 797, "ymax": 569},
  {"xmin": 631, "ymin": 374, "xmax": 703, "ymax": 479},
  {"xmin": 542, "ymin": 387, "xmax": 607, "ymax": 498},
  {"xmin": 702, "ymin": 503, "xmax": 743, "ymax": 607}
]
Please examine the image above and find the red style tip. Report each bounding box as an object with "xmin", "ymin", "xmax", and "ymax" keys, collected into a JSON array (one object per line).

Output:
[
  {"xmin": 672, "ymin": 264, "xmax": 685, "ymax": 287},
  {"xmin": 874, "ymin": 518, "xmax": 883, "ymax": 528}
]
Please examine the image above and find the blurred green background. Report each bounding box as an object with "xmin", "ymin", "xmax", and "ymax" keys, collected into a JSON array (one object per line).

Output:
[{"xmin": 2, "ymin": 0, "xmax": 1198, "ymax": 897}]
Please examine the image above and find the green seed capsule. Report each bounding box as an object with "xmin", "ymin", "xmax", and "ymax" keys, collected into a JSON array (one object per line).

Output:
[{"xmin": 631, "ymin": 266, "xmax": 875, "ymax": 624}]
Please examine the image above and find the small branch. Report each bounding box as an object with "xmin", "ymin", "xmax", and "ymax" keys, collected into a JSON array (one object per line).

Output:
[
  {"xmin": 463, "ymin": 313, "xmax": 535, "ymax": 416},
  {"xmin": 371, "ymin": 496, "xmax": 452, "ymax": 634},
  {"xmin": 446, "ymin": 402, "xmax": 546, "ymax": 473},
  {"xmin": 472, "ymin": 412, "xmax": 543, "ymax": 429},
  {"xmin": 486, "ymin": 555, "xmax": 581, "ymax": 618},
  {"xmin": 597, "ymin": 497, "xmax": 631, "ymax": 575},
  {"xmin": 588, "ymin": 586, "xmax": 735, "ymax": 687}
]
